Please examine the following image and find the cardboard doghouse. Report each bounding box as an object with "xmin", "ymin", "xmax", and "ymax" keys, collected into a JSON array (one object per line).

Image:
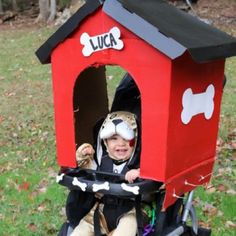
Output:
[{"xmin": 36, "ymin": 0, "xmax": 236, "ymax": 208}]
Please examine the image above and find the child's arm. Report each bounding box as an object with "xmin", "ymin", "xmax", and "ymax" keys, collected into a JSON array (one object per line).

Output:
[{"xmin": 125, "ymin": 168, "xmax": 140, "ymax": 183}]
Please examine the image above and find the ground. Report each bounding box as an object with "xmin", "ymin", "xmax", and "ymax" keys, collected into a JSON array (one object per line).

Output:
[
  {"xmin": 0, "ymin": 0, "xmax": 236, "ymax": 34},
  {"xmin": 194, "ymin": 0, "xmax": 236, "ymax": 35},
  {"xmin": 0, "ymin": 0, "xmax": 235, "ymax": 235}
]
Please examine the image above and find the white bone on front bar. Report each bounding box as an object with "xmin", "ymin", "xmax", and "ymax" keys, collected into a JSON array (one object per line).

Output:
[
  {"xmin": 56, "ymin": 173, "xmax": 65, "ymax": 183},
  {"xmin": 121, "ymin": 183, "xmax": 140, "ymax": 195},
  {"xmin": 92, "ymin": 181, "xmax": 110, "ymax": 192},
  {"xmin": 72, "ymin": 178, "xmax": 87, "ymax": 191}
]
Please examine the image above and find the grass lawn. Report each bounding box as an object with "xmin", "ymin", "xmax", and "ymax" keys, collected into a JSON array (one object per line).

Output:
[{"xmin": 0, "ymin": 25, "xmax": 235, "ymax": 235}]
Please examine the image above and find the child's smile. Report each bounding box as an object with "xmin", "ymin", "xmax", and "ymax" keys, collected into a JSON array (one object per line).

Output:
[{"xmin": 106, "ymin": 134, "xmax": 134, "ymax": 161}]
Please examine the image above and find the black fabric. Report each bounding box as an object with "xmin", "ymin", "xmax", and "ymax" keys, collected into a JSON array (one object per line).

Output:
[
  {"xmin": 153, "ymin": 192, "xmax": 166, "ymax": 235},
  {"xmin": 58, "ymin": 222, "xmax": 70, "ymax": 236},
  {"xmin": 110, "ymin": 73, "xmax": 141, "ymax": 170},
  {"xmin": 111, "ymin": 73, "xmax": 141, "ymax": 121},
  {"xmin": 98, "ymin": 155, "xmax": 131, "ymax": 174},
  {"xmin": 116, "ymin": 0, "xmax": 236, "ymax": 62},
  {"xmin": 135, "ymin": 195, "xmax": 143, "ymax": 236},
  {"xmin": 102, "ymin": 196, "xmax": 135, "ymax": 231},
  {"xmin": 35, "ymin": 0, "xmax": 102, "ymax": 64},
  {"xmin": 97, "ymin": 155, "xmax": 137, "ymax": 231},
  {"xmin": 98, "ymin": 155, "xmax": 114, "ymax": 172},
  {"xmin": 99, "ymin": 153, "xmax": 134, "ymax": 180},
  {"xmin": 66, "ymin": 190, "xmax": 96, "ymax": 228},
  {"xmin": 94, "ymin": 205, "xmax": 103, "ymax": 236}
]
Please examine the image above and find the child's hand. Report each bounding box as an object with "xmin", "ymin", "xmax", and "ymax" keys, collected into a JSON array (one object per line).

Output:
[{"xmin": 125, "ymin": 169, "xmax": 140, "ymax": 183}]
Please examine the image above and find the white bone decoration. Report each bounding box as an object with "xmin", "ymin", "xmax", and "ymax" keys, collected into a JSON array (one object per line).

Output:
[
  {"xmin": 92, "ymin": 182, "xmax": 110, "ymax": 192},
  {"xmin": 56, "ymin": 174, "xmax": 65, "ymax": 183},
  {"xmin": 121, "ymin": 183, "xmax": 140, "ymax": 195},
  {"xmin": 181, "ymin": 84, "xmax": 215, "ymax": 124},
  {"xmin": 72, "ymin": 178, "xmax": 87, "ymax": 192},
  {"xmin": 80, "ymin": 27, "xmax": 124, "ymax": 57}
]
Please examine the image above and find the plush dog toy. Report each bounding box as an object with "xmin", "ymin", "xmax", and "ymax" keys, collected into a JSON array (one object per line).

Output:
[{"xmin": 76, "ymin": 143, "xmax": 95, "ymax": 169}]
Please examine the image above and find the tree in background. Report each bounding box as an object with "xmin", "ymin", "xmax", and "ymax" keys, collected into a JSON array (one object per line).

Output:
[
  {"xmin": 36, "ymin": 0, "xmax": 57, "ymax": 23},
  {"xmin": 12, "ymin": 0, "xmax": 18, "ymax": 11},
  {"xmin": 0, "ymin": 0, "xmax": 3, "ymax": 14}
]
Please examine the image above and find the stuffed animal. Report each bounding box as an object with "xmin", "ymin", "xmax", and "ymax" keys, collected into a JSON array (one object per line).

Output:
[{"xmin": 76, "ymin": 143, "xmax": 95, "ymax": 169}]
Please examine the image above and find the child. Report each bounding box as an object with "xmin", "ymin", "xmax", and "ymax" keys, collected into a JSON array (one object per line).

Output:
[{"xmin": 71, "ymin": 111, "xmax": 140, "ymax": 236}]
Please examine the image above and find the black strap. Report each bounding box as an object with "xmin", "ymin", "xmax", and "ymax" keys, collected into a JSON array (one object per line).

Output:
[
  {"xmin": 94, "ymin": 204, "xmax": 103, "ymax": 236},
  {"xmin": 154, "ymin": 192, "xmax": 166, "ymax": 235},
  {"xmin": 135, "ymin": 195, "xmax": 143, "ymax": 236}
]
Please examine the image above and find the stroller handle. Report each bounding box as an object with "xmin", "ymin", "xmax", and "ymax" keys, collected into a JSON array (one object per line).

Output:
[{"xmin": 56, "ymin": 168, "xmax": 161, "ymax": 197}]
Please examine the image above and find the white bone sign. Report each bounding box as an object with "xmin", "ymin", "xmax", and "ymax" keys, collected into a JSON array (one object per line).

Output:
[
  {"xmin": 92, "ymin": 182, "xmax": 110, "ymax": 192},
  {"xmin": 80, "ymin": 27, "xmax": 124, "ymax": 57},
  {"xmin": 181, "ymin": 84, "xmax": 215, "ymax": 124},
  {"xmin": 56, "ymin": 174, "xmax": 65, "ymax": 183},
  {"xmin": 72, "ymin": 178, "xmax": 87, "ymax": 192},
  {"xmin": 121, "ymin": 183, "xmax": 140, "ymax": 195}
]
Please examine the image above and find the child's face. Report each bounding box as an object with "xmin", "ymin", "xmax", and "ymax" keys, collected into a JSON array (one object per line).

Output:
[{"xmin": 106, "ymin": 134, "xmax": 134, "ymax": 161}]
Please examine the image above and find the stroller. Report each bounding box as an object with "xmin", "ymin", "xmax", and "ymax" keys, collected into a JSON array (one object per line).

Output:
[
  {"xmin": 35, "ymin": 1, "xmax": 236, "ymax": 234},
  {"xmin": 56, "ymin": 73, "xmax": 211, "ymax": 236}
]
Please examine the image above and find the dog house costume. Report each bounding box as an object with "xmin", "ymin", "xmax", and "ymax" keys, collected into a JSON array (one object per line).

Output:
[{"xmin": 36, "ymin": 0, "xmax": 236, "ymax": 235}]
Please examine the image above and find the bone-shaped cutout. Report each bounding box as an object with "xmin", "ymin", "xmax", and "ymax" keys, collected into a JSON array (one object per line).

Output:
[
  {"xmin": 80, "ymin": 27, "xmax": 124, "ymax": 57},
  {"xmin": 72, "ymin": 178, "xmax": 87, "ymax": 192},
  {"xmin": 56, "ymin": 174, "xmax": 64, "ymax": 183},
  {"xmin": 181, "ymin": 84, "xmax": 215, "ymax": 124},
  {"xmin": 92, "ymin": 181, "xmax": 110, "ymax": 192},
  {"xmin": 121, "ymin": 183, "xmax": 140, "ymax": 195}
]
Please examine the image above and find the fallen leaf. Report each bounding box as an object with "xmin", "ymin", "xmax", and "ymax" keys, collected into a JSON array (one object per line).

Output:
[
  {"xmin": 226, "ymin": 189, "xmax": 236, "ymax": 195},
  {"xmin": 216, "ymin": 138, "xmax": 224, "ymax": 152},
  {"xmin": 217, "ymin": 184, "xmax": 227, "ymax": 192},
  {"xmin": 19, "ymin": 182, "xmax": 30, "ymax": 191},
  {"xmin": 198, "ymin": 220, "xmax": 211, "ymax": 229},
  {"xmin": 217, "ymin": 210, "xmax": 223, "ymax": 217},
  {"xmin": 107, "ymin": 75, "xmax": 113, "ymax": 80},
  {"xmin": 0, "ymin": 213, "xmax": 4, "ymax": 220},
  {"xmin": 37, "ymin": 204, "xmax": 46, "ymax": 212},
  {"xmin": 229, "ymin": 141, "xmax": 236, "ymax": 149},
  {"xmin": 59, "ymin": 207, "xmax": 66, "ymax": 216},
  {"xmin": 0, "ymin": 115, "xmax": 4, "ymax": 123},
  {"xmin": 203, "ymin": 203, "xmax": 218, "ymax": 217},
  {"xmin": 225, "ymin": 221, "xmax": 236, "ymax": 228},
  {"xmin": 28, "ymin": 223, "xmax": 37, "ymax": 232},
  {"xmin": 206, "ymin": 186, "xmax": 216, "ymax": 193}
]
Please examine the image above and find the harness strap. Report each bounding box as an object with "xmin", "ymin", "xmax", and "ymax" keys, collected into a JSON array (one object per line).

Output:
[
  {"xmin": 94, "ymin": 204, "xmax": 103, "ymax": 236},
  {"xmin": 135, "ymin": 195, "xmax": 143, "ymax": 236}
]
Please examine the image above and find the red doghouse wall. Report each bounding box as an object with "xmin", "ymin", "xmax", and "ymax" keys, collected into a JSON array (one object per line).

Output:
[
  {"xmin": 50, "ymin": 7, "xmax": 225, "ymax": 207},
  {"xmin": 51, "ymin": 7, "xmax": 172, "ymax": 181}
]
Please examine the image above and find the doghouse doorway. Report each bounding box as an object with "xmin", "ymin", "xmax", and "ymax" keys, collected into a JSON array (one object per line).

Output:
[{"xmin": 73, "ymin": 65, "xmax": 140, "ymax": 149}]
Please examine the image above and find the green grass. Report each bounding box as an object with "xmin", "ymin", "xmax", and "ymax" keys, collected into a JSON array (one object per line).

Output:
[
  {"xmin": 0, "ymin": 26, "xmax": 63, "ymax": 235},
  {"xmin": 0, "ymin": 25, "xmax": 235, "ymax": 235}
]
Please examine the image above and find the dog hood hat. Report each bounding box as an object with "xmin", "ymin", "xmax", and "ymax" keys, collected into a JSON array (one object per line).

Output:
[{"xmin": 97, "ymin": 111, "xmax": 138, "ymax": 165}]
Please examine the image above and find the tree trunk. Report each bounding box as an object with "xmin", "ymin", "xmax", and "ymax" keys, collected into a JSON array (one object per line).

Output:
[
  {"xmin": 12, "ymin": 0, "xmax": 18, "ymax": 12},
  {"xmin": 0, "ymin": 0, "xmax": 3, "ymax": 14},
  {"xmin": 36, "ymin": 0, "xmax": 50, "ymax": 23},
  {"xmin": 47, "ymin": 0, "xmax": 57, "ymax": 23}
]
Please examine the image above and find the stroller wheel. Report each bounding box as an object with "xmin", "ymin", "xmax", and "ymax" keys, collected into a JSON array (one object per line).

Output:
[{"xmin": 58, "ymin": 222, "xmax": 74, "ymax": 236}]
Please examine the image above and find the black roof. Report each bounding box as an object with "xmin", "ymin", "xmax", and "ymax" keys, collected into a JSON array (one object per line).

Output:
[
  {"xmin": 36, "ymin": 0, "xmax": 236, "ymax": 64},
  {"xmin": 36, "ymin": 0, "xmax": 102, "ymax": 64}
]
